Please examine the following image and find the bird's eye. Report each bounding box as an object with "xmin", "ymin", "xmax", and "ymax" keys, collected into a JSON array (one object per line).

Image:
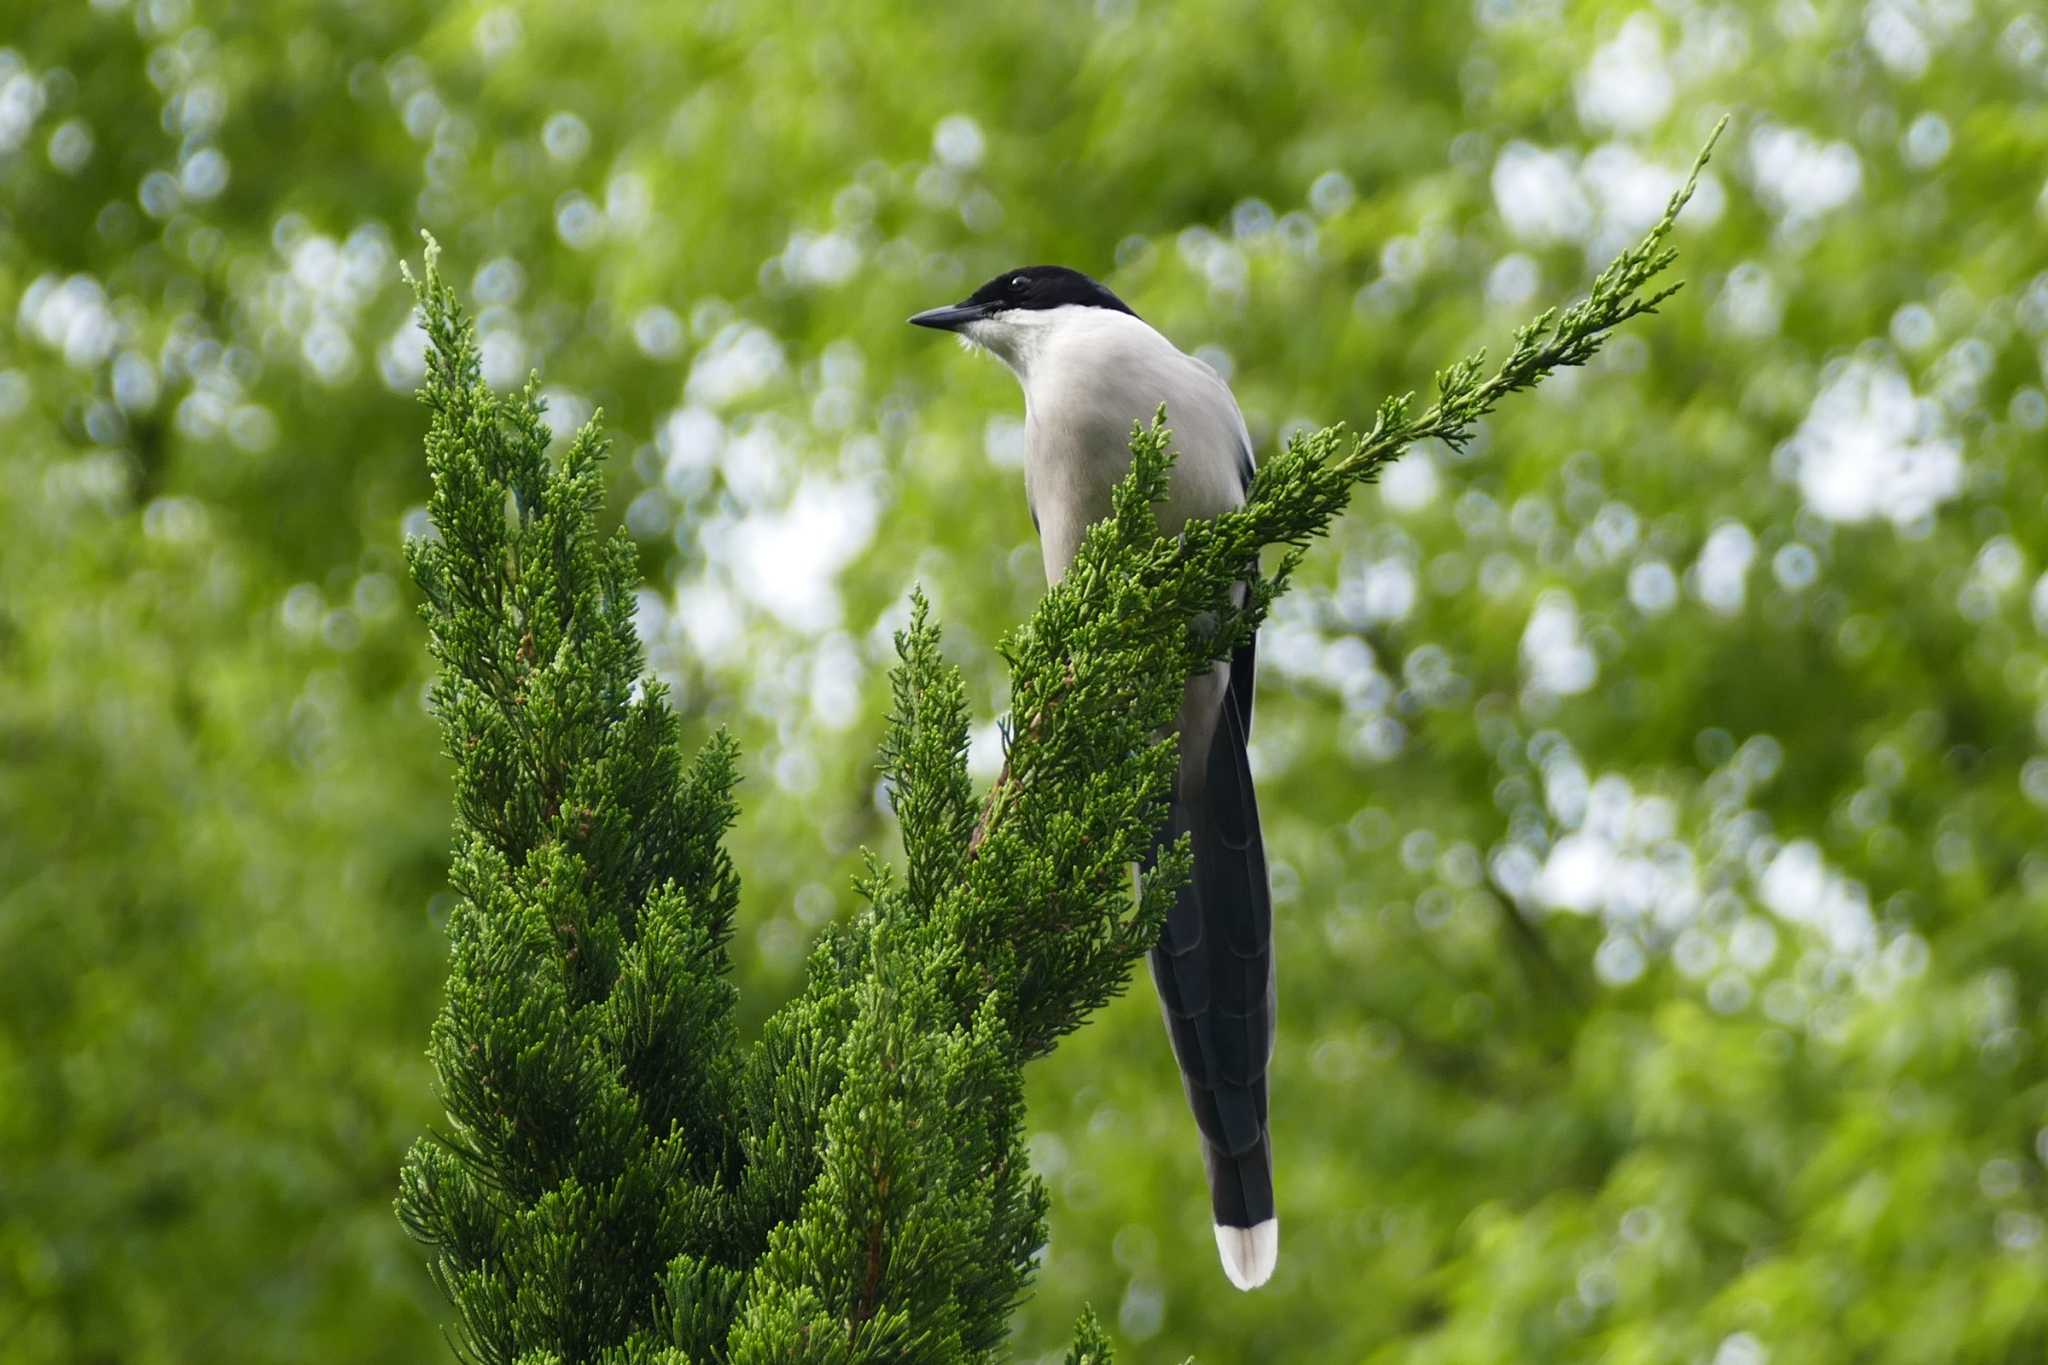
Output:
[{"xmin": 1008, "ymin": 275, "xmax": 1027, "ymax": 294}]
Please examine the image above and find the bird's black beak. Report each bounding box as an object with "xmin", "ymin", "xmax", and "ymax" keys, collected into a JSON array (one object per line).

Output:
[{"xmin": 907, "ymin": 303, "xmax": 984, "ymax": 332}]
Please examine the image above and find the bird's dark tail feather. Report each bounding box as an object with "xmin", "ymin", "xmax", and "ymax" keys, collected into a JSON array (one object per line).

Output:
[{"xmin": 1146, "ymin": 645, "xmax": 1276, "ymax": 1288}]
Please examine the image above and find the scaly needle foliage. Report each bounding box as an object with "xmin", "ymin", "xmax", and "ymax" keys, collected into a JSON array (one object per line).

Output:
[{"xmin": 397, "ymin": 128, "xmax": 1717, "ymax": 1361}]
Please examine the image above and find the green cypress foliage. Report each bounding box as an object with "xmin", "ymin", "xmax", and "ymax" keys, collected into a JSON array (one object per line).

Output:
[{"xmin": 397, "ymin": 129, "xmax": 1719, "ymax": 1363}]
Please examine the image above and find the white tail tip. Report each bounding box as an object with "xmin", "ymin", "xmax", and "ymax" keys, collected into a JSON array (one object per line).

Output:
[{"xmin": 1213, "ymin": 1219, "xmax": 1279, "ymax": 1290}]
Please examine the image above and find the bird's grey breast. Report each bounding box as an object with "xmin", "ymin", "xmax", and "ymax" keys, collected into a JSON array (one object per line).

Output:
[{"xmin": 1022, "ymin": 317, "xmax": 1250, "ymax": 583}]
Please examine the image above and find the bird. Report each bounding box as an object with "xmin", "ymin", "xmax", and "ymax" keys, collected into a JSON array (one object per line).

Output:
[{"xmin": 909, "ymin": 265, "xmax": 1277, "ymax": 1291}]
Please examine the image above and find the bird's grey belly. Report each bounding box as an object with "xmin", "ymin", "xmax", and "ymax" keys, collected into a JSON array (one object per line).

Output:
[
  {"xmin": 1021, "ymin": 346, "xmax": 1253, "ymax": 793},
  {"xmin": 1024, "ymin": 387, "xmax": 1245, "ymax": 586},
  {"xmin": 1177, "ymin": 654, "xmax": 1232, "ymax": 797},
  {"xmin": 1025, "ymin": 389, "xmax": 1250, "ymax": 793},
  {"xmin": 1024, "ymin": 418, "xmax": 1125, "ymax": 584}
]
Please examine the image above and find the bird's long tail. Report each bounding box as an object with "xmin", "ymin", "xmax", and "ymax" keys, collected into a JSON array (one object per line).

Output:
[{"xmin": 1148, "ymin": 645, "xmax": 1277, "ymax": 1290}]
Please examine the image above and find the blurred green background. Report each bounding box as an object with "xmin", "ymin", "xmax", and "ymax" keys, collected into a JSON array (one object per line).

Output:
[{"xmin": 5, "ymin": 0, "xmax": 2048, "ymax": 1360}]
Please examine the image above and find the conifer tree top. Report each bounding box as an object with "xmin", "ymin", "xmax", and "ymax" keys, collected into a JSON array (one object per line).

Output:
[{"xmin": 396, "ymin": 125, "xmax": 1720, "ymax": 1361}]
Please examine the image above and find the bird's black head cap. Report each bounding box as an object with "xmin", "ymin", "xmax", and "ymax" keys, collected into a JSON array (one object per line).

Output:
[
  {"xmin": 909, "ymin": 265, "xmax": 1137, "ymax": 331},
  {"xmin": 960, "ymin": 265, "xmax": 1137, "ymax": 317}
]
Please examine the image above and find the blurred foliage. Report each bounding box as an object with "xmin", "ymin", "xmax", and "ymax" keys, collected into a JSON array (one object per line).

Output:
[{"xmin": 3, "ymin": 0, "xmax": 2047, "ymax": 1361}]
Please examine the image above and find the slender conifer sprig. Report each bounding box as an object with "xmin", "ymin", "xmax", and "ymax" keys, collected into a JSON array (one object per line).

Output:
[
  {"xmin": 397, "ymin": 125, "xmax": 1718, "ymax": 1363},
  {"xmin": 1333, "ymin": 119, "xmax": 1723, "ymax": 479}
]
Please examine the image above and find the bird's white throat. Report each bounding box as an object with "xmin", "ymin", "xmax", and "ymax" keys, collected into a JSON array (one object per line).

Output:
[{"xmin": 961, "ymin": 303, "xmax": 1155, "ymax": 383}]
